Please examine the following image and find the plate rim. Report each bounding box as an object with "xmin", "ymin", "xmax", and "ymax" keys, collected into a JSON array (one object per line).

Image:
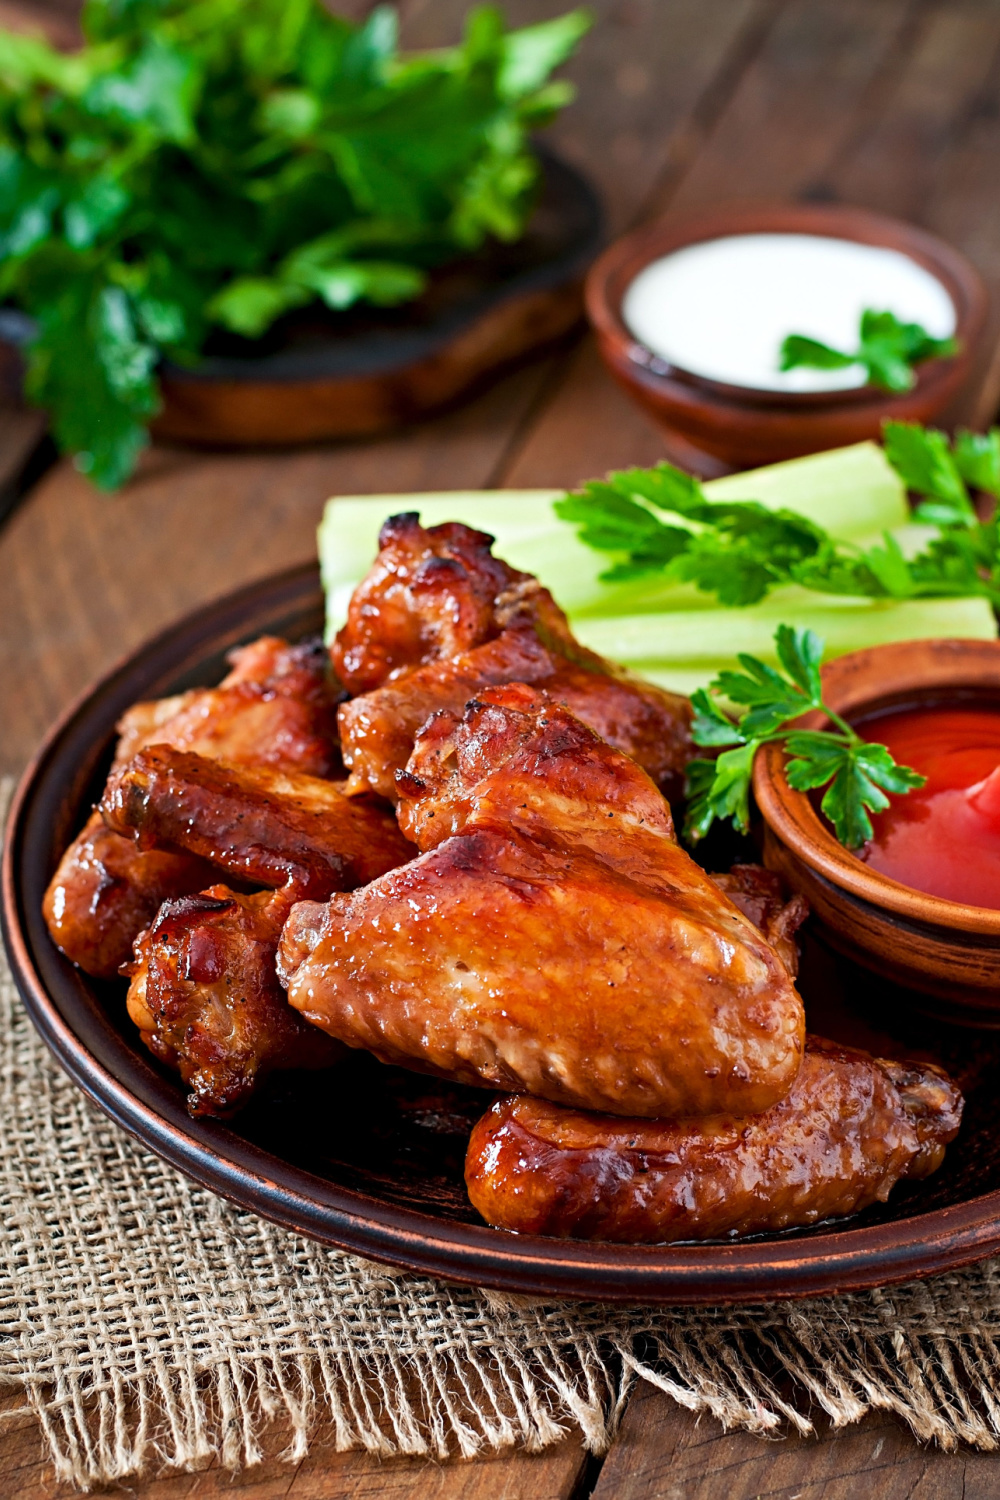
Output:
[{"xmin": 5, "ymin": 561, "xmax": 1000, "ymax": 1305}]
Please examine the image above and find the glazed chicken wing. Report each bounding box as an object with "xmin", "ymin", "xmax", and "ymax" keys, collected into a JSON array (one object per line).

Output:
[
  {"xmin": 127, "ymin": 887, "xmax": 344, "ymax": 1116},
  {"xmin": 465, "ymin": 1039, "xmax": 964, "ymax": 1242},
  {"xmin": 333, "ymin": 515, "xmax": 692, "ymax": 800},
  {"xmin": 708, "ymin": 864, "xmax": 809, "ymax": 980},
  {"xmin": 107, "ymin": 748, "xmax": 410, "ymax": 1114},
  {"xmin": 279, "ymin": 683, "xmax": 804, "ymax": 1119},
  {"xmin": 43, "ymin": 637, "xmax": 344, "ymax": 977},
  {"xmin": 102, "ymin": 746, "xmax": 411, "ymax": 894},
  {"xmin": 44, "ymin": 815, "xmax": 218, "ymax": 980}
]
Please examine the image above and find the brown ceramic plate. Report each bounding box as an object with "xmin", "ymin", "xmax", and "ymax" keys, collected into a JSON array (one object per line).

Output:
[{"xmin": 5, "ymin": 566, "xmax": 1000, "ymax": 1304}]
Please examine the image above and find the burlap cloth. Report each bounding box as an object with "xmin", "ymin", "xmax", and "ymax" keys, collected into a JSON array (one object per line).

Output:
[{"xmin": 5, "ymin": 781, "xmax": 1000, "ymax": 1488}]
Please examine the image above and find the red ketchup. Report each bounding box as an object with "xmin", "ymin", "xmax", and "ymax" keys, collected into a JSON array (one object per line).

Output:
[{"xmin": 861, "ymin": 704, "xmax": 1000, "ymax": 908}]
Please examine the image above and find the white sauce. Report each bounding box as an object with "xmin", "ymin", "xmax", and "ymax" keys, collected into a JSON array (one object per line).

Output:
[{"xmin": 621, "ymin": 232, "xmax": 956, "ymax": 393}]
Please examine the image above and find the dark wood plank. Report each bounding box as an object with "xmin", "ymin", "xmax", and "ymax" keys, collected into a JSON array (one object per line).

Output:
[
  {"xmin": 589, "ymin": 1382, "xmax": 1000, "ymax": 1500},
  {"xmin": 650, "ymin": 0, "xmax": 922, "ymax": 214},
  {"xmin": 824, "ymin": 0, "xmax": 1000, "ymax": 426},
  {"xmin": 399, "ymin": 0, "xmax": 776, "ymax": 235},
  {"xmin": 0, "ymin": 360, "xmax": 557, "ymax": 777},
  {"xmin": 498, "ymin": 337, "xmax": 670, "ymax": 489}
]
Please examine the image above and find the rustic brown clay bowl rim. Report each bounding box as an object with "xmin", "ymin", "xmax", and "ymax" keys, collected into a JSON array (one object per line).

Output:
[
  {"xmin": 753, "ymin": 638, "xmax": 1000, "ymax": 934},
  {"xmin": 6, "ymin": 571, "xmax": 1000, "ymax": 1303},
  {"xmin": 585, "ymin": 201, "xmax": 987, "ymax": 410}
]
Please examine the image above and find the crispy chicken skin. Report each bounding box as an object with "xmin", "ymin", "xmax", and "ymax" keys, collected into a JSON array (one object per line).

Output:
[
  {"xmin": 465, "ymin": 1038, "xmax": 964, "ymax": 1242},
  {"xmin": 44, "ymin": 814, "xmax": 218, "ymax": 981},
  {"xmin": 110, "ymin": 749, "xmax": 409, "ymax": 1115},
  {"xmin": 279, "ymin": 684, "xmax": 805, "ymax": 1119},
  {"xmin": 334, "ymin": 515, "xmax": 692, "ymax": 800},
  {"xmin": 332, "ymin": 513, "xmax": 576, "ymax": 693},
  {"xmin": 102, "ymin": 746, "xmax": 411, "ymax": 894},
  {"xmin": 43, "ymin": 637, "xmax": 344, "ymax": 978},
  {"xmin": 127, "ymin": 636, "xmax": 344, "ymax": 778},
  {"xmin": 708, "ymin": 865, "xmax": 809, "ymax": 980},
  {"xmin": 127, "ymin": 886, "xmax": 343, "ymax": 1116}
]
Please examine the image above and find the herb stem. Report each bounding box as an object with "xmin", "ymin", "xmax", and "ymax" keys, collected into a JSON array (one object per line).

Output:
[
  {"xmin": 818, "ymin": 707, "xmax": 859, "ymax": 742},
  {"xmin": 684, "ymin": 625, "xmax": 924, "ymax": 849}
]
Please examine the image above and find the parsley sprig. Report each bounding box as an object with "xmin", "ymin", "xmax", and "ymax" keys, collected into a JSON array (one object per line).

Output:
[
  {"xmin": 684, "ymin": 625, "xmax": 925, "ymax": 849},
  {"xmin": 779, "ymin": 309, "xmax": 958, "ymax": 393},
  {"xmin": 554, "ymin": 421, "xmax": 1000, "ymax": 608},
  {"xmin": 0, "ymin": 0, "xmax": 589, "ymax": 488}
]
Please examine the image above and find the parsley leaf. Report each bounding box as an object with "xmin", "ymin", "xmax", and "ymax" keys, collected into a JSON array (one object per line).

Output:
[
  {"xmin": 556, "ymin": 425, "xmax": 1000, "ymax": 611},
  {"xmin": 21, "ymin": 252, "xmax": 159, "ymax": 489},
  {"xmin": 684, "ymin": 745, "xmax": 757, "ymax": 841},
  {"xmin": 683, "ymin": 626, "xmax": 924, "ymax": 849},
  {"xmin": 0, "ymin": 0, "xmax": 589, "ymax": 486},
  {"xmin": 780, "ymin": 308, "xmax": 958, "ymax": 393},
  {"xmin": 689, "ymin": 687, "xmax": 745, "ymax": 747},
  {"xmin": 554, "ymin": 465, "xmax": 829, "ymax": 602},
  {"xmin": 779, "ymin": 334, "xmax": 856, "ymax": 372},
  {"xmin": 882, "ymin": 419, "xmax": 975, "ymax": 522}
]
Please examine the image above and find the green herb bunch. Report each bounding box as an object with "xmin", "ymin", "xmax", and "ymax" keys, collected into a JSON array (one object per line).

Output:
[
  {"xmin": 0, "ymin": 0, "xmax": 589, "ymax": 488},
  {"xmin": 554, "ymin": 420, "xmax": 1000, "ymax": 607},
  {"xmin": 684, "ymin": 624, "xmax": 925, "ymax": 849},
  {"xmin": 779, "ymin": 309, "xmax": 957, "ymax": 393}
]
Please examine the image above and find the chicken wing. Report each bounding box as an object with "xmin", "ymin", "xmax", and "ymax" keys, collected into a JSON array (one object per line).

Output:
[
  {"xmin": 708, "ymin": 864, "xmax": 809, "ymax": 980},
  {"xmin": 44, "ymin": 815, "xmax": 218, "ymax": 980},
  {"xmin": 333, "ymin": 515, "xmax": 692, "ymax": 800},
  {"xmin": 279, "ymin": 683, "xmax": 804, "ymax": 1119},
  {"xmin": 44, "ymin": 636, "xmax": 344, "ymax": 977},
  {"xmin": 465, "ymin": 1038, "xmax": 964, "ymax": 1241},
  {"xmin": 332, "ymin": 513, "xmax": 551, "ymax": 692},
  {"xmin": 129, "ymin": 635, "xmax": 344, "ymax": 778},
  {"xmin": 127, "ymin": 887, "xmax": 344, "ymax": 1116},
  {"xmin": 108, "ymin": 748, "xmax": 410, "ymax": 1114},
  {"xmin": 102, "ymin": 745, "xmax": 412, "ymax": 892}
]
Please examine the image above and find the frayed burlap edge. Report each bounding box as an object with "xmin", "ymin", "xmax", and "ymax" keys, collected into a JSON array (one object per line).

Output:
[{"xmin": 5, "ymin": 775, "xmax": 1000, "ymax": 1489}]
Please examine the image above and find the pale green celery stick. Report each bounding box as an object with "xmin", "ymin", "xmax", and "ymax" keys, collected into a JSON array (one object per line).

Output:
[
  {"xmin": 703, "ymin": 440, "xmax": 909, "ymax": 532},
  {"xmin": 317, "ymin": 440, "xmax": 996, "ymax": 686},
  {"xmin": 574, "ymin": 593, "xmax": 996, "ymax": 694},
  {"xmin": 319, "ymin": 442, "xmax": 909, "ymax": 633}
]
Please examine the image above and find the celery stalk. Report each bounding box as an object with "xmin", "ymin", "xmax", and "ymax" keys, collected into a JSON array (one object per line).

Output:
[{"xmin": 317, "ymin": 440, "xmax": 997, "ymax": 689}]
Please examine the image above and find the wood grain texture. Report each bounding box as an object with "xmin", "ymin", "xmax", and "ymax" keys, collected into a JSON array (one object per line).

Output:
[
  {"xmin": 4, "ymin": 0, "xmax": 1000, "ymax": 1495},
  {"xmin": 588, "ymin": 1383, "xmax": 1000, "ymax": 1500},
  {"xmin": 652, "ymin": 0, "xmax": 920, "ymax": 213},
  {"xmin": 398, "ymin": 0, "xmax": 775, "ymax": 236},
  {"xmin": 0, "ymin": 360, "xmax": 556, "ymax": 777},
  {"xmin": 827, "ymin": 0, "xmax": 1000, "ymax": 427}
]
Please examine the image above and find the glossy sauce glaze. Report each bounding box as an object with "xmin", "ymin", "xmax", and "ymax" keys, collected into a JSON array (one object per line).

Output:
[{"xmin": 861, "ymin": 703, "xmax": 1000, "ymax": 907}]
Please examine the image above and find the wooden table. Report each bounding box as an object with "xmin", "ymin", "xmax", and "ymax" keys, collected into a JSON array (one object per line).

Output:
[{"xmin": 4, "ymin": 0, "xmax": 1000, "ymax": 1493}]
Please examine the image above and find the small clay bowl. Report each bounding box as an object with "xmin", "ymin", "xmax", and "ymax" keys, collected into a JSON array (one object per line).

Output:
[
  {"xmin": 753, "ymin": 638, "xmax": 1000, "ymax": 1024},
  {"xmin": 586, "ymin": 202, "xmax": 987, "ymax": 475}
]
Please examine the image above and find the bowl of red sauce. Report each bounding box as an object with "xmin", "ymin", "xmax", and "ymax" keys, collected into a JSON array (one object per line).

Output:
[{"xmin": 753, "ymin": 638, "xmax": 1000, "ymax": 1024}]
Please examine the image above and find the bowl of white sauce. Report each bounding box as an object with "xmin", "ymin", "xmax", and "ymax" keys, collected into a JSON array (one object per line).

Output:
[{"xmin": 587, "ymin": 203, "xmax": 986, "ymax": 473}]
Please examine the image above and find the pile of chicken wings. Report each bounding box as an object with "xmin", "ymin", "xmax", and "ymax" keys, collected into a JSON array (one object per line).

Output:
[{"xmin": 43, "ymin": 515, "xmax": 963, "ymax": 1243}]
